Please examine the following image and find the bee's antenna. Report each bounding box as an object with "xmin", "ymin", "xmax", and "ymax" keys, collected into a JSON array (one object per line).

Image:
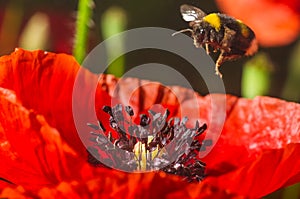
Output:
[{"xmin": 172, "ymin": 29, "xmax": 193, "ymax": 36}]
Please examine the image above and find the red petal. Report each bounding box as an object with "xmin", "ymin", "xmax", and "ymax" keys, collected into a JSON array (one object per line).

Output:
[
  {"xmin": 0, "ymin": 87, "xmax": 83, "ymax": 190},
  {"xmin": 0, "ymin": 49, "xmax": 87, "ymax": 155},
  {"xmin": 203, "ymin": 97, "xmax": 300, "ymax": 197},
  {"xmin": 1, "ymin": 166, "xmax": 245, "ymax": 198},
  {"xmin": 224, "ymin": 97, "xmax": 300, "ymax": 151},
  {"xmin": 205, "ymin": 143, "xmax": 300, "ymax": 198}
]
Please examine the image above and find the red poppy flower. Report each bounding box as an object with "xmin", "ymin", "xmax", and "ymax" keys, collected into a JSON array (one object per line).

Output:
[
  {"xmin": 0, "ymin": 49, "xmax": 300, "ymax": 198},
  {"xmin": 215, "ymin": 0, "xmax": 300, "ymax": 47}
]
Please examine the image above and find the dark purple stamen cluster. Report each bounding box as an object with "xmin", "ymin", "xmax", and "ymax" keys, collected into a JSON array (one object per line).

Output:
[{"xmin": 87, "ymin": 104, "xmax": 211, "ymax": 182}]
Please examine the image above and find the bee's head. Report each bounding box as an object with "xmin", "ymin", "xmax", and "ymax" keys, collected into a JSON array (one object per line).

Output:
[{"xmin": 192, "ymin": 24, "xmax": 206, "ymax": 44}]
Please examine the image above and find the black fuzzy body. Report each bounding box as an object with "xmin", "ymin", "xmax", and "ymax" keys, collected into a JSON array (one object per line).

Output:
[{"xmin": 191, "ymin": 13, "xmax": 256, "ymax": 60}]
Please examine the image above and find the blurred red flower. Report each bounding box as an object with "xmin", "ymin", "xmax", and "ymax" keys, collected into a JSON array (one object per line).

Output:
[
  {"xmin": 0, "ymin": 49, "xmax": 300, "ymax": 198},
  {"xmin": 215, "ymin": 0, "xmax": 300, "ymax": 47}
]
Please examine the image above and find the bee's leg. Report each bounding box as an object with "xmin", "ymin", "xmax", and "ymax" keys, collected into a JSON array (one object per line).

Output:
[
  {"xmin": 215, "ymin": 50, "xmax": 225, "ymax": 78},
  {"xmin": 205, "ymin": 43, "xmax": 210, "ymax": 54},
  {"xmin": 194, "ymin": 39, "xmax": 201, "ymax": 48}
]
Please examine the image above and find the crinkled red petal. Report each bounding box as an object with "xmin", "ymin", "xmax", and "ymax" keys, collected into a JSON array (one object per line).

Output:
[
  {"xmin": 0, "ymin": 87, "xmax": 84, "ymax": 190},
  {"xmin": 0, "ymin": 49, "xmax": 87, "ymax": 155}
]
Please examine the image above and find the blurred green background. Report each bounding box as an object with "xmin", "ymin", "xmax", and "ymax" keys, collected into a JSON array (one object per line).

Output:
[{"xmin": 0, "ymin": 0, "xmax": 299, "ymax": 101}]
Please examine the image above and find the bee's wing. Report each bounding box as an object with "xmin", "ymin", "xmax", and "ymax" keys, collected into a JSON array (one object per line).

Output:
[{"xmin": 180, "ymin": 4, "xmax": 207, "ymax": 22}]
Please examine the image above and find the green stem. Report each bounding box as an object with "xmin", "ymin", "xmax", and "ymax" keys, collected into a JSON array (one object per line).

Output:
[
  {"xmin": 73, "ymin": 0, "xmax": 93, "ymax": 64},
  {"xmin": 241, "ymin": 52, "xmax": 273, "ymax": 98},
  {"xmin": 101, "ymin": 6, "xmax": 127, "ymax": 77}
]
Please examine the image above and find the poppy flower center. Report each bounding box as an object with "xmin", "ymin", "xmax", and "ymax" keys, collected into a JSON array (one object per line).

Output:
[{"xmin": 87, "ymin": 104, "xmax": 210, "ymax": 182}]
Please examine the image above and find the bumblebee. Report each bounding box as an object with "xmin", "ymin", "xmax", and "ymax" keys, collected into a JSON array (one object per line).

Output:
[{"xmin": 173, "ymin": 4, "xmax": 258, "ymax": 77}]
